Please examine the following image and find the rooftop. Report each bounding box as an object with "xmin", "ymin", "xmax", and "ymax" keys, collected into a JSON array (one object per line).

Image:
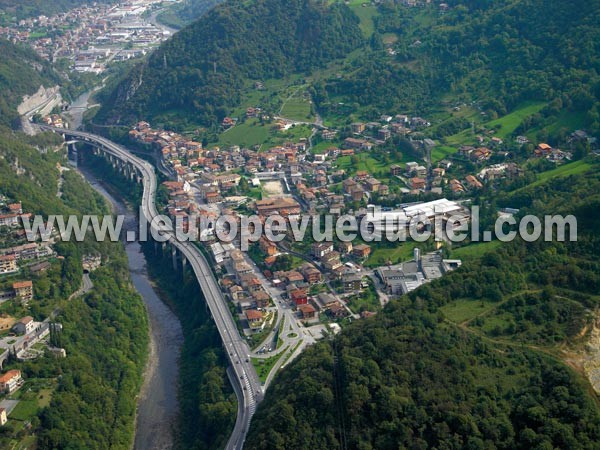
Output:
[{"xmin": 13, "ymin": 280, "xmax": 32, "ymax": 289}]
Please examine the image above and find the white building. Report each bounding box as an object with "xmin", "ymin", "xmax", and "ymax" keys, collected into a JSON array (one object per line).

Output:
[
  {"xmin": 0, "ymin": 370, "xmax": 22, "ymax": 394},
  {"xmin": 13, "ymin": 316, "xmax": 35, "ymax": 335}
]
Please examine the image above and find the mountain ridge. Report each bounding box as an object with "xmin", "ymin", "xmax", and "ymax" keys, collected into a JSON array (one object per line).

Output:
[
  {"xmin": 95, "ymin": 0, "xmax": 363, "ymax": 127},
  {"xmin": 0, "ymin": 38, "xmax": 61, "ymax": 127}
]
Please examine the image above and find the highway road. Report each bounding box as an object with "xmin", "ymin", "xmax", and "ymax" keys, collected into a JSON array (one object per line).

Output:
[{"xmin": 39, "ymin": 125, "xmax": 261, "ymax": 449}]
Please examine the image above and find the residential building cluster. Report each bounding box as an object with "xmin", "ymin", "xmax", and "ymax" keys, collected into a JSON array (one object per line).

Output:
[
  {"xmin": 131, "ymin": 121, "xmax": 308, "ymax": 181},
  {"xmin": 41, "ymin": 114, "xmax": 66, "ymax": 128},
  {"xmin": 347, "ymin": 114, "xmax": 431, "ymax": 147},
  {"xmin": 0, "ymin": 0, "xmax": 169, "ymax": 72},
  {"xmin": 0, "ymin": 280, "xmax": 34, "ymax": 305},
  {"xmin": 0, "ymin": 200, "xmax": 28, "ymax": 228},
  {"xmin": 533, "ymin": 142, "xmax": 572, "ymax": 162},
  {"xmin": 222, "ymin": 249, "xmax": 276, "ymax": 333},
  {"xmin": 0, "ymin": 196, "xmax": 55, "ymax": 309}
]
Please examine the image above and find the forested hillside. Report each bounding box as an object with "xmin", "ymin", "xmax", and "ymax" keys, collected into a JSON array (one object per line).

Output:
[
  {"xmin": 96, "ymin": 0, "xmax": 363, "ymax": 127},
  {"xmin": 246, "ymin": 161, "xmax": 600, "ymax": 449},
  {"xmin": 0, "ymin": 128, "xmax": 148, "ymax": 448},
  {"xmin": 318, "ymin": 0, "xmax": 600, "ymax": 134},
  {"xmin": 0, "ymin": 39, "xmax": 61, "ymax": 127},
  {"xmin": 98, "ymin": 0, "xmax": 600, "ymax": 137},
  {"xmin": 156, "ymin": 0, "xmax": 224, "ymax": 30}
]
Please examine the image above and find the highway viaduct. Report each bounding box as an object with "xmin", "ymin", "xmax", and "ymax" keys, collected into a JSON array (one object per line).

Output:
[{"xmin": 42, "ymin": 126, "xmax": 262, "ymax": 450}]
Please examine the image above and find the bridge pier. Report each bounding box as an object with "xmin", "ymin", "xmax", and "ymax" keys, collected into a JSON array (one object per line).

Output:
[
  {"xmin": 67, "ymin": 142, "xmax": 78, "ymax": 166},
  {"xmin": 171, "ymin": 245, "xmax": 178, "ymax": 271},
  {"xmin": 181, "ymin": 254, "xmax": 188, "ymax": 274}
]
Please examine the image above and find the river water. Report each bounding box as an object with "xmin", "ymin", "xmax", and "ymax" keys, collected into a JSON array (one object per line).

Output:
[
  {"xmin": 79, "ymin": 168, "xmax": 183, "ymax": 450},
  {"xmin": 65, "ymin": 88, "xmax": 100, "ymax": 130},
  {"xmin": 66, "ymin": 13, "xmax": 185, "ymax": 444}
]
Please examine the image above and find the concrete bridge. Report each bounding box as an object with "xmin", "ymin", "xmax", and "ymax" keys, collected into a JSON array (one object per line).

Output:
[{"xmin": 41, "ymin": 125, "xmax": 262, "ymax": 450}]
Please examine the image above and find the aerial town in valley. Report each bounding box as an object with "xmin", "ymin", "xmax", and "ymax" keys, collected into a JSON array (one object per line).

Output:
[
  {"xmin": 127, "ymin": 117, "xmax": 473, "ymax": 361},
  {"xmin": 0, "ymin": 0, "xmax": 175, "ymax": 72},
  {"xmin": 24, "ymin": 45, "xmax": 597, "ymax": 428},
  {"xmin": 1, "ymin": 0, "xmax": 600, "ymax": 446},
  {"xmin": 120, "ymin": 96, "xmax": 593, "ymax": 353},
  {"xmin": 122, "ymin": 107, "xmax": 596, "ymax": 365}
]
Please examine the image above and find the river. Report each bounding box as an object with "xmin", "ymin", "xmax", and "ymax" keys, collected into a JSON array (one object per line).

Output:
[
  {"xmin": 79, "ymin": 165, "xmax": 183, "ymax": 450},
  {"xmin": 65, "ymin": 87, "xmax": 101, "ymax": 131},
  {"xmin": 147, "ymin": 7, "xmax": 179, "ymax": 36},
  {"xmin": 65, "ymin": 9, "xmax": 185, "ymax": 445}
]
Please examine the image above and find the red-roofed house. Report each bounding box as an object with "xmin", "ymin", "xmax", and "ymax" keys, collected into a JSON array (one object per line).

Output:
[
  {"xmin": 410, "ymin": 177, "xmax": 426, "ymax": 190},
  {"xmin": 298, "ymin": 304, "xmax": 316, "ymax": 319},
  {"xmin": 290, "ymin": 289, "xmax": 308, "ymax": 305},
  {"xmin": 0, "ymin": 370, "xmax": 22, "ymax": 394},
  {"xmin": 12, "ymin": 280, "xmax": 33, "ymax": 301},
  {"xmin": 245, "ymin": 309, "xmax": 264, "ymax": 331}
]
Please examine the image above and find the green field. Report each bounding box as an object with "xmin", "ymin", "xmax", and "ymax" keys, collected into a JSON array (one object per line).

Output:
[
  {"xmin": 9, "ymin": 399, "xmax": 39, "ymax": 421},
  {"xmin": 336, "ymin": 153, "xmax": 390, "ymax": 176},
  {"xmin": 525, "ymin": 110, "xmax": 587, "ymax": 140},
  {"xmin": 364, "ymin": 241, "xmax": 419, "ymax": 267},
  {"xmin": 348, "ymin": 3, "xmax": 378, "ymax": 37},
  {"xmin": 527, "ymin": 160, "xmax": 592, "ymax": 188},
  {"xmin": 218, "ymin": 119, "xmax": 270, "ymax": 148},
  {"xmin": 28, "ymin": 31, "xmax": 48, "ymax": 39},
  {"xmin": 217, "ymin": 119, "xmax": 312, "ymax": 149},
  {"xmin": 280, "ymin": 96, "xmax": 313, "ymax": 122},
  {"xmin": 440, "ymin": 298, "xmax": 498, "ymax": 324},
  {"xmin": 431, "ymin": 145, "xmax": 458, "ymax": 162},
  {"xmin": 228, "ymin": 75, "xmax": 304, "ymax": 120},
  {"xmin": 450, "ymin": 241, "xmax": 502, "ymax": 260},
  {"xmin": 282, "ymin": 124, "xmax": 313, "ymax": 141},
  {"xmin": 37, "ymin": 388, "xmax": 53, "ymax": 408},
  {"xmin": 444, "ymin": 101, "xmax": 546, "ymax": 145},
  {"xmin": 484, "ymin": 101, "xmax": 546, "ymax": 139},
  {"xmin": 312, "ymin": 140, "xmax": 339, "ymax": 154}
]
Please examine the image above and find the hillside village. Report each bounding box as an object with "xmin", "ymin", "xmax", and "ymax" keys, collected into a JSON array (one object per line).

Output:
[
  {"xmin": 129, "ymin": 119, "xmax": 468, "ymax": 335},
  {"xmin": 120, "ymin": 101, "xmax": 600, "ymax": 344},
  {"xmin": 0, "ymin": 195, "xmax": 69, "ymax": 427},
  {"xmin": 0, "ymin": 0, "xmax": 599, "ymax": 447}
]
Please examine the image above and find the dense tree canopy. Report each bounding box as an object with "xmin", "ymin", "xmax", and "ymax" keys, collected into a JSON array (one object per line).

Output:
[
  {"xmin": 246, "ymin": 163, "xmax": 600, "ymax": 449},
  {"xmin": 320, "ymin": 0, "xmax": 600, "ymax": 133},
  {"xmin": 0, "ymin": 39, "xmax": 61, "ymax": 127},
  {"xmin": 0, "ymin": 129, "xmax": 148, "ymax": 448},
  {"xmin": 97, "ymin": 0, "xmax": 363, "ymax": 126}
]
